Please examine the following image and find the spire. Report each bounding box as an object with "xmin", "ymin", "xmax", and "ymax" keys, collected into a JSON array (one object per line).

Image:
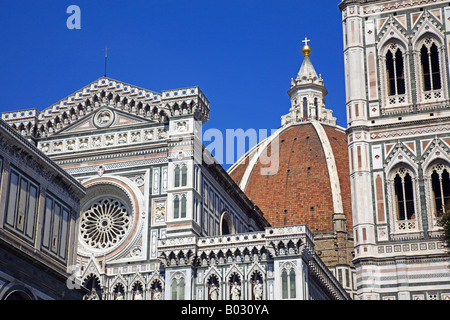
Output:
[{"xmin": 296, "ymin": 38, "xmax": 319, "ymax": 82}]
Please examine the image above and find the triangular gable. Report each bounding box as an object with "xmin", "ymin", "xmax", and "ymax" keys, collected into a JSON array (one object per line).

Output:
[
  {"xmin": 55, "ymin": 106, "xmax": 155, "ymax": 136},
  {"xmin": 411, "ymin": 12, "xmax": 422, "ymax": 27},
  {"xmin": 377, "ymin": 17, "xmax": 408, "ymax": 50},
  {"xmin": 421, "ymin": 139, "xmax": 433, "ymax": 155},
  {"xmin": 395, "ymin": 14, "xmax": 407, "ymax": 29},
  {"xmin": 429, "ymin": 8, "xmax": 442, "ymax": 23}
]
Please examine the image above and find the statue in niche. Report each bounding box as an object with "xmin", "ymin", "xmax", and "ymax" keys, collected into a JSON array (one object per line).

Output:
[
  {"xmin": 115, "ymin": 291, "xmax": 124, "ymax": 300},
  {"xmin": 131, "ymin": 131, "xmax": 140, "ymax": 142},
  {"xmin": 230, "ymin": 282, "xmax": 241, "ymax": 300},
  {"xmin": 83, "ymin": 288, "xmax": 100, "ymax": 300},
  {"xmin": 253, "ymin": 280, "xmax": 263, "ymax": 300},
  {"xmin": 152, "ymin": 288, "xmax": 162, "ymax": 300},
  {"xmin": 134, "ymin": 290, "xmax": 143, "ymax": 300},
  {"xmin": 209, "ymin": 283, "xmax": 219, "ymax": 300},
  {"xmin": 105, "ymin": 135, "xmax": 114, "ymax": 146},
  {"xmin": 177, "ymin": 121, "xmax": 187, "ymax": 132}
]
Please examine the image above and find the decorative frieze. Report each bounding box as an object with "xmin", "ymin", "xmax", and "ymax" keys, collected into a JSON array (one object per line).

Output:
[{"xmin": 37, "ymin": 125, "xmax": 168, "ymax": 155}]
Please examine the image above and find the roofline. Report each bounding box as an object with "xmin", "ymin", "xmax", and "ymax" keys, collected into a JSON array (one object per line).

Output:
[
  {"xmin": 202, "ymin": 145, "xmax": 271, "ymax": 228},
  {"xmin": 0, "ymin": 118, "xmax": 86, "ymax": 197},
  {"xmin": 228, "ymin": 120, "xmax": 348, "ymax": 176}
]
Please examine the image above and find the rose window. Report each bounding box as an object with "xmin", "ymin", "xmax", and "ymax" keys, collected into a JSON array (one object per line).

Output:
[{"xmin": 80, "ymin": 198, "xmax": 131, "ymax": 249}]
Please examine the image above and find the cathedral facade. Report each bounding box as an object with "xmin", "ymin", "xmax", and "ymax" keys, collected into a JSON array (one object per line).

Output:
[
  {"xmin": 1, "ymin": 0, "xmax": 450, "ymax": 301},
  {"xmin": 339, "ymin": 0, "xmax": 450, "ymax": 300},
  {"xmin": 0, "ymin": 77, "xmax": 349, "ymax": 300}
]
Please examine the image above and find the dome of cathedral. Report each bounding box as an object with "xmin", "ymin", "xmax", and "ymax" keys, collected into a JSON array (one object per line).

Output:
[
  {"xmin": 228, "ymin": 121, "xmax": 352, "ymax": 233},
  {"xmin": 229, "ymin": 40, "xmax": 352, "ymax": 234}
]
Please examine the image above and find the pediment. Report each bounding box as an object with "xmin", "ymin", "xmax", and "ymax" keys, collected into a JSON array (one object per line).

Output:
[
  {"xmin": 2, "ymin": 76, "xmax": 211, "ymax": 139},
  {"xmin": 55, "ymin": 106, "xmax": 155, "ymax": 136}
]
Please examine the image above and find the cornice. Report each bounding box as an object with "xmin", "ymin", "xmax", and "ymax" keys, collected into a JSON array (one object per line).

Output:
[{"xmin": 0, "ymin": 118, "xmax": 85, "ymax": 197}]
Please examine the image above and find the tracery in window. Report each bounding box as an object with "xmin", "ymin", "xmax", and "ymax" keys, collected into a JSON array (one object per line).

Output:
[
  {"xmin": 392, "ymin": 167, "xmax": 418, "ymax": 232},
  {"xmin": 171, "ymin": 275, "xmax": 185, "ymax": 300},
  {"xmin": 430, "ymin": 163, "xmax": 450, "ymax": 217},
  {"xmin": 281, "ymin": 269, "xmax": 296, "ymax": 299},
  {"xmin": 80, "ymin": 198, "xmax": 131, "ymax": 250},
  {"xmin": 173, "ymin": 194, "xmax": 187, "ymax": 219},
  {"xmin": 386, "ymin": 44, "xmax": 405, "ymax": 96},
  {"xmin": 174, "ymin": 163, "xmax": 187, "ymax": 188},
  {"xmin": 420, "ymin": 38, "xmax": 441, "ymax": 92},
  {"xmin": 394, "ymin": 168, "xmax": 415, "ymax": 221}
]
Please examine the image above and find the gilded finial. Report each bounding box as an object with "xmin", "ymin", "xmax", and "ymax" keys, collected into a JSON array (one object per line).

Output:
[{"xmin": 301, "ymin": 37, "xmax": 311, "ymax": 57}]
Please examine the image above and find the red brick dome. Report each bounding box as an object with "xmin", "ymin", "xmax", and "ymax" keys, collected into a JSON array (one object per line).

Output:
[{"xmin": 228, "ymin": 121, "xmax": 352, "ymax": 233}]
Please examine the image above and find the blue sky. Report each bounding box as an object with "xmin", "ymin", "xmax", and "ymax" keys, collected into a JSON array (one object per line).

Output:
[{"xmin": 0, "ymin": 0, "xmax": 346, "ymax": 169}]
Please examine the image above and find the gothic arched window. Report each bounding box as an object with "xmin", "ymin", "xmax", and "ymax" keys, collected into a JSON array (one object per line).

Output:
[
  {"xmin": 171, "ymin": 275, "xmax": 185, "ymax": 300},
  {"xmin": 314, "ymin": 98, "xmax": 319, "ymax": 120},
  {"xmin": 302, "ymin": 97, "xmax": 308, "ymax": 119},
  {"xmin": 386, "ymin": 45, "xmax": 405, "ymax": 96},
  {"xmin": 174, "ymin": 166, "xmax": 180, "ymax": 187},
  {"xmin": 174, "ymin": 164, "xmax": 187, "ymax": 188},
  {"xmin": 173, "ymin": 195, "xmax": 186, "ymax": 219},
  {"xmin": 180, "ymin": 196, "xmax": 187, "ymax": 218},
  {"xmin": 394, "ymin": 168, "xmax": 415, "ymax": 221},
  {"xmin": 430, "ymin": 164, "xmax": 450, "ymax": 217},
  {"xmin": 420, "ymin": 38, "xmax": 441, "ymax": 92},
  {"xmin": 390, "ymin": 166, "xmax": 419, "ymax": 233},
  {"xmin": 181, "ymin": 165, "xmax": 187, "ymax": 186},
  {"xmin": 174, "ymin": 196, "xmax": 180, "ymax": 219},
  {"xmin": 281, "ymin": 269, "xmax": 296, "ymax": 299}
]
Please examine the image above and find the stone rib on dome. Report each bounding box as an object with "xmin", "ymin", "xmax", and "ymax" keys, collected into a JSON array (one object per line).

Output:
[{"xmin": 228, "ymin": 121, "xmax": 352, "ymax": 233}]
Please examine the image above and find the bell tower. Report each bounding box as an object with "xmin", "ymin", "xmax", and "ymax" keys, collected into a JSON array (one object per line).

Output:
[{"xmin": 339, "ymin": 0, "xmax": 450, "ymax": 300}]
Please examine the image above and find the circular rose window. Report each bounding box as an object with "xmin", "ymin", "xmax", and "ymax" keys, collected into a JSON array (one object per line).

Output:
[{"xmin": 80, "ymin": 198, "xmax": 131, "ymax": 250}]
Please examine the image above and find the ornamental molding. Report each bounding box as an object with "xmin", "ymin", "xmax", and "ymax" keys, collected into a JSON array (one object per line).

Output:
[
  {"xmin": 64, "ymin": 157, "xmax": 167, "ymax": 175},
  {"xmin": 376, "ymin": 15, "xmax": 408, "ymax": 45},
  {"xmin": 422, "ymin": 138, "xmax": 450, "ymax": 170},
  {"xmin": 54, "ymin": 148, "xmax": 168, "ymax": 166},
  {"xmin": 37, "ymin": 125, "xmax": 169, "ymax": 156},
  {"xmin": 359, "ymin": 0, "xmax": 448, "ymax": 16},
  {"xmin": 2, "ymin": 77, "xmax": 210, "ymax": 139},
  {"xmin": 370, "ymin": 123, "xmax": 450, "ymax": 140},
  {"xmin": 384, "ymin": 141, "xmax": 419, "ymax": 173}
]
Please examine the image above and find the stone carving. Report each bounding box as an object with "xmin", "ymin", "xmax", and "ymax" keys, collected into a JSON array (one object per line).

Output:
[
  {"xmin": 145, "ymin": 130, "xmax": 154, "ymax": 140},
  {"xmin": 209, "ymin": 283, "xmax": 219, "ymax": 300},
  {"xmin": 230, "ymin": 282, "xmax": 241, "ymax": 300},
  {"xmin": 118, "ymin": 133, "xmax": 127, "ymax": 144},
  {"xmin": 131, "ymin": 131, "xmax": 141, "ymax": 142},
  {"xmin": 79, "ymin": 138, "xmax": 88, "ymax": 149},
  {"xmin": 67, "ymin": 140, "xmax": 75, "ymax": 151},
  {"xmin": 154, "ymin": 202, "xmax": 166, "ymax": 223},
  {"xmin": 93, "ymin": 136, "xmax": 101, "ymax": 147},
  {"xmin": 53, "ymin": 141, "xmax": 62, "ymax": 152},
  {"xmin": 253, "ymin": 280, "xmax": 263, "ymax": 300},
  {"xmin": 176, "ymin": 121, "xmax": 188, "ymax": 132},
  {"xmin": 94, "ymin": 109, "xmax": 114, "ymax": 128}
]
